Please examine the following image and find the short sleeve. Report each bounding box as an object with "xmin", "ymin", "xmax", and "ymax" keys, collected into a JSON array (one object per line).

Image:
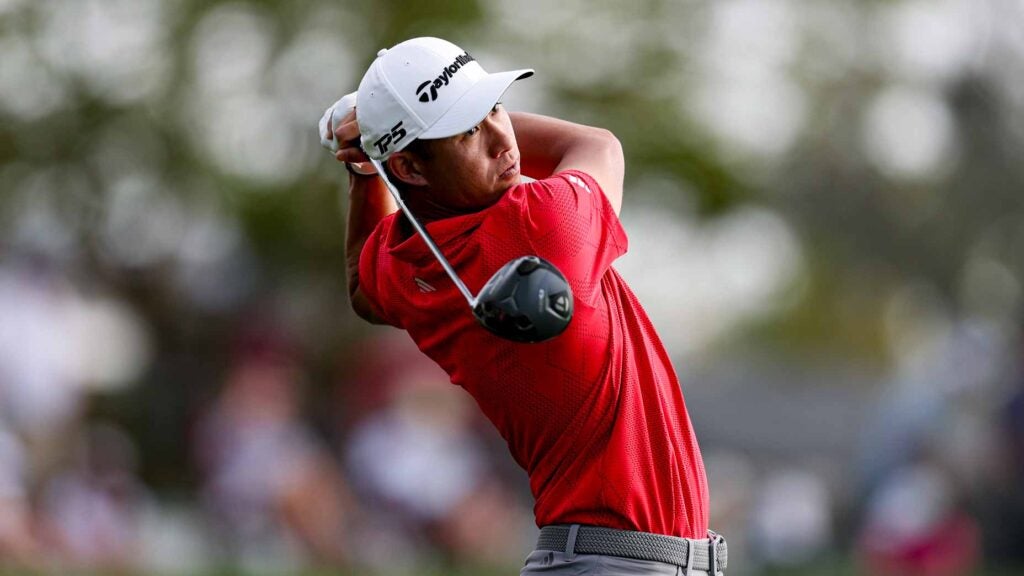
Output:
[{"xmin": 520, "ymin": 170, "xmax": 628, "ymax": 304}]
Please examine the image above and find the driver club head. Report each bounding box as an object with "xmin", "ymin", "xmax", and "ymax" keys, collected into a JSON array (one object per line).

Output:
[{"xmin": 472, "ymin": 256, "xmax": 573, "ymax": 343}]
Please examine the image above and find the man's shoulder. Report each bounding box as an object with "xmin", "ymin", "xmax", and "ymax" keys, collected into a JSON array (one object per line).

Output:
[
  {"xmin": 501, "ymin": 170, "xmax": 603, "ymax": 210},
  {"xmin": 512, "ymin": 170, "xmax": 602, "ymax": 191}
]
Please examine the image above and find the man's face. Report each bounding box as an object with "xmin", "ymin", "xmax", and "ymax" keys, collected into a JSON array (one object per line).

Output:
[{"xmin": 416, "ymin": 104, "xmax": 521, "ymax": 212}]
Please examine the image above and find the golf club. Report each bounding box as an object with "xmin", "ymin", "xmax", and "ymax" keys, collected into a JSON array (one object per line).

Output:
[{"xmin": 367, "ymin": 157, "xmax": 573, "ymax": 343}]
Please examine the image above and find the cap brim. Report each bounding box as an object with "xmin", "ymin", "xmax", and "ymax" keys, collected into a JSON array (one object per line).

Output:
[{"xmin": 418, "ymin": 69, "xmax": 534, "ymax": 139}]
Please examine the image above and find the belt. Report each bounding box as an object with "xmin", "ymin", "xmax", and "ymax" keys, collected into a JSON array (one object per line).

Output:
[{"xmin": 537, "ymin": 525, "xmax": 728, "ymax": 573}]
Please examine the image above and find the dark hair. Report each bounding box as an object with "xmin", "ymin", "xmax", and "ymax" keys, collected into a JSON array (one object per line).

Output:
[{"xmin": 382, "ymin": 138, "xmax": 434, "ymax": 194}]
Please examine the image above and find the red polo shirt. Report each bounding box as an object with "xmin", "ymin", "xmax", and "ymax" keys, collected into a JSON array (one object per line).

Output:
[{"xmin": 358, "ymin": 170, "xmax": 709, "ymax": 538}]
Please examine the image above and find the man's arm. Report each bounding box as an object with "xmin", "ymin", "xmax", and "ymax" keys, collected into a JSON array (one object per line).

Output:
[
  {"xmin": 510, "ymin": 112, "xmax": 625, "ymax": 215},
  {"xmin": 330, "ymin": 108, "xmax": 397, "ymax": 324},
  {"xmin": 345, "ymin": 171, "xmax": 394, "ymax": 324}
]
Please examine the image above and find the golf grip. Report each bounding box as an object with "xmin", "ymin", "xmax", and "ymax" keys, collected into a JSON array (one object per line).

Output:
[{"xmin": 367, "ymin": 158, "xmax": 478, "ymax": 307}]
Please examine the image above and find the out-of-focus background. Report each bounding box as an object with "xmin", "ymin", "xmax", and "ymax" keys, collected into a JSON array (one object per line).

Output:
[{"xmin": 1, "ymin": 0, "xmax": 1023, "ymax": 574}]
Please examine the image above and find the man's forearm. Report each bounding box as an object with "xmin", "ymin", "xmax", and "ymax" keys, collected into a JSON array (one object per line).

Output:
[
  {"xmin": 509, "ymin": 111, "xmax": 625, "ymax": 214},
  {"xmin": 345, "ymin": 172, "xmax": 396, "ymax": 299},
  {"xmin": 510, "ymin": 111, "xmax": 618, "ymax": 179}
]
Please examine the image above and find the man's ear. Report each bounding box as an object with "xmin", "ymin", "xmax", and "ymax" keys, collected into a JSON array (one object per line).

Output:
[{"xmin": 387, "ymin": 152, "xmax": 428, "ymax": 187}]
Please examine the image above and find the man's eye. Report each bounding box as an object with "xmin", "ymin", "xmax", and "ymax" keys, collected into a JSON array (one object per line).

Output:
[
  {"xmin": 465, "ymin": 125, "xmax": 480, "ymax": 136},
  {"xmin": 491, "ymin": 103, "xmax": 501, "ymax": 114}
]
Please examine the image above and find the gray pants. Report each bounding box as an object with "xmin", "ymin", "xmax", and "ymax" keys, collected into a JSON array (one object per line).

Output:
[{"xmin": 520, "ymin": 549, "xmax": 719, "ymax": 576}]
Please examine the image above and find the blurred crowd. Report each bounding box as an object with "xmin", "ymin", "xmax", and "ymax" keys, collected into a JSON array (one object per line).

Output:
[
  {"xmin": 2, "ymin": 0, "xmax": 1023, "ymax": 574},
  {"xmin": 0, "ymin": 253, "xmax": 536, "ymax": 574},
  {"xmin": 2, "ymin": 254, "xmax": 1024, "ymax": 576}
]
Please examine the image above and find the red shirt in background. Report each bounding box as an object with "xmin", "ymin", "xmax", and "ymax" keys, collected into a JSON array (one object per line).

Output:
[{"xmin": 358, "ymin": 170, "xmax": 709, "ymax": 538}]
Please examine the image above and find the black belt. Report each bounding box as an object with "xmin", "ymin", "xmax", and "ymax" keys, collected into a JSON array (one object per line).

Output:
[{"xmin": 537, "ymin": 525, "xmax": 727, "ymax": 573}]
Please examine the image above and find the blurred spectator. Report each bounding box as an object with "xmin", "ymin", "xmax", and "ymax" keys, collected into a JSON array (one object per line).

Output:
[
  {"xmin": 749, "ymin": 467, "xmax": 833, "ymax": 569},
  {"xmin": 857, "ymin": 460, "xmax": 980, "ymax": 576},
  {"xmin": 857, "ymin": 322, "xmax": 1003, "ymax": 500},
  {"xmin": 36, "ymin": 422, "xmax": 149, "ymax": 572},
  {"xmin": 851, "ymin": 321, "xmax": 1008, "ymax": 575},
  {"xmin": 977, "ymin": 333, "xmax": 1024, "ymax": 567},
  {"xmin": 194, "ymin": 325, "xmax": 352, "ymax": 572},
  {"xmin": 0, "ymin": 261, "xmax": 85, "ymax": 468},
  {"xmin": 0, "ymin": 425, "xmax": 42, "ymax": 568},
  {"xmin": 343, "ymin": 335, "xmax": 532, "ymax": 570}
]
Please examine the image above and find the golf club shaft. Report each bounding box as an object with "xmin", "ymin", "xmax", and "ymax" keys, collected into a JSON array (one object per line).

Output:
[{"xmin": 367, "ymin": 158, "xmax": 477, "ymax": 307}]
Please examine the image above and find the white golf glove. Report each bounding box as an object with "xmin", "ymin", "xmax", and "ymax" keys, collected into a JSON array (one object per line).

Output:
[
  {"xmin": 318, "ymin": 92, "xmax": 376, "ymax": 175},
  {"xmin": 319, "ymin": 91, "xmax": 356, "ymax": 152}
]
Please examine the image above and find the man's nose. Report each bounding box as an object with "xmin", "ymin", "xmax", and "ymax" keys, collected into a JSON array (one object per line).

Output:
[{"xmin": 484, "ymin": 115, "xmax": 514, "ymax": 158}]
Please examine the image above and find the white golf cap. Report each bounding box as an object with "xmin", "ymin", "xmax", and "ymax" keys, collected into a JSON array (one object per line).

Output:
[{"xmin": 356, "ymin": 37, "xmax": 533, "ymax": 160}]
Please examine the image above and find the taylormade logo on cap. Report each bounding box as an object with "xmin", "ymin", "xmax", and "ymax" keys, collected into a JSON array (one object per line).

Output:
[
  {"xmin": 356, "ymin": 37, "xmax": 534, "ymax": 160},
  {"xmin": 416, "ymin": 52, "xmax": 476, "ymax": 103}
]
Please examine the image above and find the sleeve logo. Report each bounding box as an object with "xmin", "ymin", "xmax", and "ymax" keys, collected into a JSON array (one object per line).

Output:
[
  {"xmin": 413, "ymin": 277, "xmax": 437, "ymax": 293},
  {"xmin": 567, "ymin": 174, "xmax": 593, "ymax": 194}
]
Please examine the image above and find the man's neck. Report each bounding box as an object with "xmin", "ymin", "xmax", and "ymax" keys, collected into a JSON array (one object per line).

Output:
[
  {"xmin": 393, "ymin": 186, "xmax": 462, "ymax": 242},
  {"xmin": 403, "ymin": 186, "xmax": 474, "ymax": 224}
]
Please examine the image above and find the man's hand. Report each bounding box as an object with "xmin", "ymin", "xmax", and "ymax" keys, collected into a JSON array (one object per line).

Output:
[
  {"xmin": 318, "ymin": 93, "xmax": 354, "ymax": 152},
  {"xmin": 319, "ymin": 93, "xmax": 376, "ymax": 175}
]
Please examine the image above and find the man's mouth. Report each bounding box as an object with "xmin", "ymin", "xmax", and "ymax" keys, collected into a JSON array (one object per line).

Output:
[{"xmin": 500, "ymin": 159, "xmax": 519, "ymax": 179}]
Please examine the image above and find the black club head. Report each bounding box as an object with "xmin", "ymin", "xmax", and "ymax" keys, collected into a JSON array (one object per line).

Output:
[{"xmin": 472, "ymin": 256, "xmax": 573, "ymax": 343}]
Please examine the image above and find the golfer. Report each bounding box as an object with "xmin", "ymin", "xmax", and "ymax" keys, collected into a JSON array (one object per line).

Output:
[{"xmin": 322, "ymin": 37, "xmax": 727, "ymax": 575}]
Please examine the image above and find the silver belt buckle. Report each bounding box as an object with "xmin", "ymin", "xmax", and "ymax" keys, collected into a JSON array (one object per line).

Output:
[{"xmin": 708, "ymin": 530, "xmax": 721, "ymax": 575}]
